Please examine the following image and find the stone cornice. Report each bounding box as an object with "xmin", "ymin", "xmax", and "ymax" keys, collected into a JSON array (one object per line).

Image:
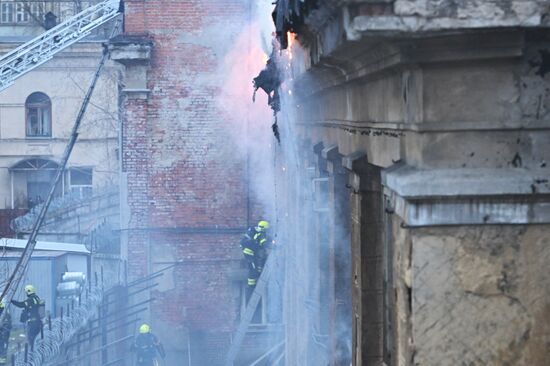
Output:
[
  {"xmin": 382, "ymin": 164, "xmax": 550, "ymax": 225},
  {"xmin": 296, "ymin": 119, "xmax": 550, "ymax": 133},
  {"xmin": 293, "ymin": 29, "xmax": 526, "ymax": 99}
]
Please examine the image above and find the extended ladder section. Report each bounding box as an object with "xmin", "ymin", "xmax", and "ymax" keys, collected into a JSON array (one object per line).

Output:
[
  {"xmin": 224, "ymin": 252, "xmax": 278, "ymax": 366},
  {"xmin": 0, "ymin": 0, "xmax": 122, "ymax": 92}
]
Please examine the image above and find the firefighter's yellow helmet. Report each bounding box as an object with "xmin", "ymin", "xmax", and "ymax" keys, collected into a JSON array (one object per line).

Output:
[
  {"xmin": 139, "ymin": 324, "xmax": 151, "ymax": 334},
  {"xmin": 257, "ymin": 220, "xmax": 270, "ymax": 231},
  {"xmin": 24, "ymin": 285, "xmax": 35, "ymax": 295}
]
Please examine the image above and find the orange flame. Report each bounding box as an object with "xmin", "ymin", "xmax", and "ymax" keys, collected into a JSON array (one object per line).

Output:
[{"xmin": 287, "ymin": 32, "xmax": 296, "ymax": 60}]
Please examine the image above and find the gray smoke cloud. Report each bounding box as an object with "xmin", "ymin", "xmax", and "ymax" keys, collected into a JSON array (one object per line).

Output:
[{"xmin": 216, "ymin": 1, "xmax": 353, "ymax": 364}]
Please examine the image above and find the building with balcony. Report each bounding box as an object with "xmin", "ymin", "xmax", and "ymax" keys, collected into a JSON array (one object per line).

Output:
[{"xmin": 0, "ymin": 0, "xmax": 120, "ymax": 236}]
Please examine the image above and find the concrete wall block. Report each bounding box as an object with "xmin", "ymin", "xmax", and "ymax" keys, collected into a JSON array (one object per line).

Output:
[
  {"xmin": 411, "ymin": 225, "xmax": 550, "ymax": 365},
  {"xmin": 394, "ymin": 0, "xmax": 545, "ymax": 23}
]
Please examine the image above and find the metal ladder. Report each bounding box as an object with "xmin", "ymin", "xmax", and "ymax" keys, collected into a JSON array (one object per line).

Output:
[{"xmin": 224, "ymin": 252, "xmax": 278, "ymax": 366}]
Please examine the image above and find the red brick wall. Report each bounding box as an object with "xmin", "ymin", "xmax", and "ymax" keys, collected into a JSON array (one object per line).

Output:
[
  {"xmin": 122, "ymin": 97, "xmax": 150, "ymax": 279},
  {"xmin": 121, "ymin": 0, "xmax": 253, "ymax": 363},
  {"xmin": 149, "ymin": 231, "xmax": 240, "ymax": 332}
]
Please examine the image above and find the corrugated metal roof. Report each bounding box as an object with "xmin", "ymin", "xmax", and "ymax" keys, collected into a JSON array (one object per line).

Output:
[{"xmin": 0, "ymin": 238, "xmax": 89, "ymax": 254}]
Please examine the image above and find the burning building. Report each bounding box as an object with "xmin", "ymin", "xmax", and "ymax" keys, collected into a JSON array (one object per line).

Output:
[
  {"xmin": 0, "ymin": 0, "xmax": 548, "ymax": 365},
  {"xmin": 110, "ymin": 0, "xmax": 279, "ymax": 364},
  {"xmin": 112, "ymin": 0, "xmax": 550, "ymax": 364},
  {"xmin": 269, "ymin": 0, "xmax": 550, "ymax": 365}
]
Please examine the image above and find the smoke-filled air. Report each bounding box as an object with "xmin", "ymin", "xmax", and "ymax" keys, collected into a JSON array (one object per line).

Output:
[{"xmin": 0, "ymin": 0, "xmax": 549, "ymax": 366}]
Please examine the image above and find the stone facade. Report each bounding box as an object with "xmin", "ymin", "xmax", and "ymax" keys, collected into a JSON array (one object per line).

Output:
[{"xmin": 273, "ymin": 0, "xmax": 550, "ymax": 365}]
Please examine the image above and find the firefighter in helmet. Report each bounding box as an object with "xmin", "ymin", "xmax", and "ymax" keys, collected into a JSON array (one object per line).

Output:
[
  {"xmin": 0, "ymin": 301, "xmax": 11, "ymax": 364},
  {"xmin": 11, "ymin": 285, "xmax": 43, "ymax": 351},
  {"xmin": 131, "ymin": 323, "xmax": 165, "ymax": 366},
  {"xmin": 240, "ymin": 220, "xmax": 273, "ymax": 300}
]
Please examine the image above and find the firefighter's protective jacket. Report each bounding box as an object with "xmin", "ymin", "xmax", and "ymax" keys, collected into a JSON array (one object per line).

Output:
[
  {"xmin": 132, "ymin": 333, "xmax": 165, "ymax": 361},
  {"xmin": 240, "ymin": 227, "xmax": 271, "ymax": 259},
  {"xmin": 11, "ymin": 294, "xmax": 41, "ymax": 323}
]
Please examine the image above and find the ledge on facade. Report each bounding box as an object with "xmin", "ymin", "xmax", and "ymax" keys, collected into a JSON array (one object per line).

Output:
[
  {"xmin": 292, "ymin": 28, "xmax": 528, "ymax": 99},
  {"xmin": 348, "ymin": 16, "xmax": 548, "ymax": 41},
  {"xmin": 383, "ymin": 165, "xmax": 550, "ymax": 225},
  {"xmin": 275, "ymin": 0, "xmax": 549, "ymax": 49},
  {"xmin": 382, "ymin": 165, "xmax": 550, "ymax": 198},
  {"xmin": 108, "ymin": 34, "xmax": 152, "ymax": 65},
  {"xmin": 122, "ymin": 88, "xmax": 150, "ymax": 99},
  {"xmin": 285, "ymin": 0, "xmax": 550, "ymax": 99}
]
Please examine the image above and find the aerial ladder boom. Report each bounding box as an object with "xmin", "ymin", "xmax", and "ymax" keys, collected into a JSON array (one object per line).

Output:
[{"xmin": 0, "ymin": 0, "xmax": 122, "ymax": 92}]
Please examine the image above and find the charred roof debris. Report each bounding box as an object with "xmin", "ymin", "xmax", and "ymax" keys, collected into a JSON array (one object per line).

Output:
[
  {"xmin": 252, "ymin": 0, "xmax": 322, "ymax": 143},
  {"xmin": 272, "ymin": 0, "xmax": 319, "ymax": 50},
  {"xmin": 253, "ymin": 54, "xmax": 282, "ymax": 143}
]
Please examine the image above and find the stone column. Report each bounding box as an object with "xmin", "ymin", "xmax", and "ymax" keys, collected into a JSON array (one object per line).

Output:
[
  {"xmin": 343, "ymin": 152, "xmax": 384, "ymax": 366},
  {"xmin": 322, "ymin": 145, "xmax": 352, "ymax": 366}
]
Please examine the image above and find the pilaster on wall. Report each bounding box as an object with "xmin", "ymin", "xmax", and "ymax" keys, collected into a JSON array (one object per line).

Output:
[
  {"xmin": 343, "ymin": 152, "xmax": 385, "ymax": 366},
  {"xmin": 312, "ymin": 141, "xmax": 331, "ymax": 355},
  {"xmin": 109, "ymin": 36, "xmax": 152, "ymax": 280},
  {"xmin": 109, "ymin": 36, "xmax": 152, "ymax": 100},
  {"xmin": 321, "ymin": 145, "xmax": 353, "ymax": 366}
]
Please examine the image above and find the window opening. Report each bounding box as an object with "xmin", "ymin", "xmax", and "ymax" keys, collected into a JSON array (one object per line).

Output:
[
  {"xmin": 15, "ymin": 2, "xmax": 28, "ymax": 22},
  {"xmin": 25, "ymin": 92, "xmax": 52, "ymax": 138},
  {"xmin": 69, "ymin": 167, "xmax": 93, "ymax": 198},
  {"xmin": 1, "ymin": 2, "xmax": 14, "ymax": 23}
]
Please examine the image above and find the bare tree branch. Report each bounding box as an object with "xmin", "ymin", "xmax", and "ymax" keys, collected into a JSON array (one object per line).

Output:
[
  {"xmin": 21, "ymin": 1, "xmax": 46, "ymax": 29},
  {"xmin": 19, "ymin": 1, "xmax": 94, "ymax": 30}
]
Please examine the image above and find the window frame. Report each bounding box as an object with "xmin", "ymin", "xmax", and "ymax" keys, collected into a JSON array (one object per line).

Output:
[
  {"xmin": 68, "ymin": 167, "xmax": 93, "ymax": 199},
  {"xmin": 15, "ymin": 2, "xmax": 29, "ymax": 23},
  {"xmin": 1, "ymin": 1, "xmax": 14, "ymax": 24},
  {"xmin": 25, "ymin": 92, "xmax": 52, "ymax": 138}
]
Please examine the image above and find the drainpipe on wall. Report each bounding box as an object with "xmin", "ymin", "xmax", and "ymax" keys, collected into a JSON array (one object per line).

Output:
[{"xmin": 187, "ymin": 330, "xmax": 192, "ymax": 366}]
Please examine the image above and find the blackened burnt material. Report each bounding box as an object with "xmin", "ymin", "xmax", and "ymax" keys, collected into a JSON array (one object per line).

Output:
[
  {"xmin": 272, "ymin": 0, "xmax": 318, "ymax": 49},
  {"xmin": 253, "ymin": 57, "xmax": 281, "ymax": 113},
  {"xmin": 253, "ymin": 56, "xmax": 282, "ymax": 142}
]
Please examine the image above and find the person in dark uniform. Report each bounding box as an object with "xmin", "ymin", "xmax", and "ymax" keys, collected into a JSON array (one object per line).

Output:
[
  {"xmin": 11, "ymin": 285, "xmax": 43, "ymax": 351},
  {"xmin": 240, "ymin": 220, "xmax": 272, "ymax": 301},
  {"xmin": 131, "ymin": 323, "xmax": 165, "ymax": 366},
  {"xmin": 0, "ymin": 302, "xmax": 11, "ymax": 364}
]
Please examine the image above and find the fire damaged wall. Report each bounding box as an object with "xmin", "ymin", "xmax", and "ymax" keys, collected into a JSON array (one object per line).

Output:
[
  {"xmin": 111, "ymin": 1, "xmax": 277, "ymax": 365},
  {"xmin": 410, "ymin": 225, "xmax": 550, "ymax": 365},
  {"xmin": 274, "ymin": 1, "xmax": 550, "ymax": 365}
]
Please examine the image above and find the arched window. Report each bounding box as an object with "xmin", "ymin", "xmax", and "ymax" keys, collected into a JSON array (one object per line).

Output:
[{"xmin": 25, "ymin": 92, "xmax": 51, "ymax": 137}]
